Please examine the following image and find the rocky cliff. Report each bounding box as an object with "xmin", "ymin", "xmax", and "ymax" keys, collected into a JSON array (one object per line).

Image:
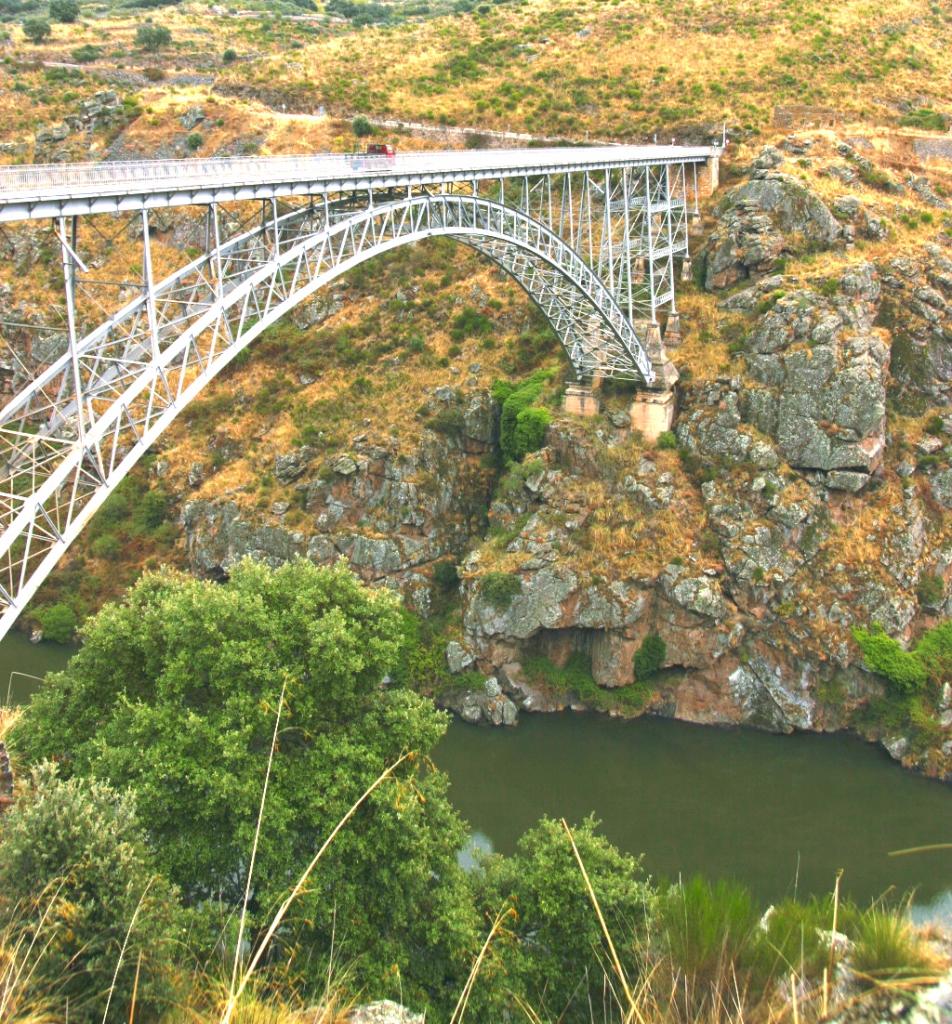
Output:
[{"xmin": 125, "ymin": 139, "xmax": 952, "ymax": 778}]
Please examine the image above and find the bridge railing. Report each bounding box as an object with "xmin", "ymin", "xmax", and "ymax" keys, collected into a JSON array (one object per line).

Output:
[{"xmin": 0, "ymin": 145, "xmax": 718, "ymax": 201}]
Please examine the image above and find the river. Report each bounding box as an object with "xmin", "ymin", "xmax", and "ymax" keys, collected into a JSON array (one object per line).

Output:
[
  {"xmin": 5, "ymin": 635, "xmax": 950, "ymax": 920},
  {"xmin": 434, "ymin": 712, "xmax": 952, "ymax": 921}
]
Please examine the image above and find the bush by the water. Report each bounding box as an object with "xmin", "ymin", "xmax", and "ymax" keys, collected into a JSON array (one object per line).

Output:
[
  {"xmin": 32, "ymin": 601, "xmax": 77, "ymax": 643},
  {"xmin": 634, "ymin": 633, "xmax": 666, "ymax": 681},
  {"xmin": 853, "ymin": 619, "xmax": 952, "ymax": 693},
  {"xmin": 0, "ymin": 763, "xmax": 181, "ymax": 1023},
  {"xmin": 11, "ymin": 559, "xmax": 482, "ymax": 1014}
]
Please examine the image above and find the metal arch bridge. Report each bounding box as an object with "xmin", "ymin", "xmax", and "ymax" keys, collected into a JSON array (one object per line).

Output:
[{"xmin": 0, "ymin": 143, "xmax": 719, "ymax": 637}]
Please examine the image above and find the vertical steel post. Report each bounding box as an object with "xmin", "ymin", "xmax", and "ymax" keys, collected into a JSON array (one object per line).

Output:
[
  {"xmin": 643, "ymin": 167, "xmax": 657, "ymax": 322},
  {"xmin": 621, "ymin": 167, "xmax": 633, "ymax": 321},
  {"xmin": 58, "ymin": 216, "xmax": 86, "ymax": 450},
  {"xmin": 141, "ymin": 209, "xmax": 161, "ymax": 361},
  {"xmin": 663, "ymin": 163, "xmax": 677, "ymax": 313}
]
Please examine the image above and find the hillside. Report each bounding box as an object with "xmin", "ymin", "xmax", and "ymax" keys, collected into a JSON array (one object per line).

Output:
[{"xmin": 1, "ymin": 1, "xmax": 952, "ymax": 769}]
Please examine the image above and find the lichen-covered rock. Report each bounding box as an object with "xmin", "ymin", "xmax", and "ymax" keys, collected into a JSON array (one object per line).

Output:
[
  {"xmin": 182, "ymin": 398, "xmax": 498, "ymax": 612},
  {"xmin": 274, "ymin": 447, "xmax": 313, "ymax": 484},
  {"xmin": 878, "ymin": 245, "xmax": 952, "ymax": 404},
  {"xmin": 741, "ymin": 265, "xmax": 888, "ymax": 473},
  {"xmin": 439, "ymin": 677, "xmax": 519, "ymax": 726},
  {"xmin": 465, "ymin": 567, "xmax": 579, "ymax": 641},
  {"xmin": 728, "ymin": 654, "xmax": 815, "ymax": 732},
  {"xmin": 704, "ymin": 173, "xmax": 840, "ymax": 289},
  {"xmin": 348, "ymin": 1001, "xmax": 424, "ymax": 1024}
]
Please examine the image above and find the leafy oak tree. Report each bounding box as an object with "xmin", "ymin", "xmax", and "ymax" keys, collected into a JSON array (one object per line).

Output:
[{"xmin": 12, "ymin": 559, "xmax": 481, "ymax": 1012}]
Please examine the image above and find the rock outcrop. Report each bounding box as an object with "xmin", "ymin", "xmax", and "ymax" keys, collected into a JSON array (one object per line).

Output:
[
  {"xmin": 183, "ymin": 389, "xmax": 498, "ymax": 614},
  {"xmin": 878, "ymin": 245, "xmax": 952, "ymax": 406},
  {"xmin": 739, "ymin": 263, "xmax": 889, "ymax": 477},
  {"xmin": 703, "ymin": 159, "xmax": 841, "ymax": 289}
]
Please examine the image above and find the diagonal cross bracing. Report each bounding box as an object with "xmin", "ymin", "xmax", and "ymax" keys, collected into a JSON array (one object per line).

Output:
[{"xmin": 0, "ymin": 145, "xmax": 720, "ymax": 635}]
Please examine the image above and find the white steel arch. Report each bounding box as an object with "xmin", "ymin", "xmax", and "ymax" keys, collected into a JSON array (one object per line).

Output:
[{"xmin": 0, "ymin": 193, "xmax": 654, "ymax": 635}]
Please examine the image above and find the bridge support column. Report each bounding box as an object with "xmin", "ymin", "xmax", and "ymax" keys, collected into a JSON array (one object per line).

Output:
[
  {"xmin": 563, "ymin": 384, "xmax": 601, "ymax": 417},
  {"xmin": 629, "ymin": 320, "xmax": 679, "ymax": 441},
  {"xmin": 629, "ymin": 389, "xmax": 676, "ymax": 441},
  {"xmin": 698, "ymin": 155, "xmax": 719, "ymax": 195},
  {"xmin": 664, "ymin": 313, "xmax": 682, "ymax": 347}
]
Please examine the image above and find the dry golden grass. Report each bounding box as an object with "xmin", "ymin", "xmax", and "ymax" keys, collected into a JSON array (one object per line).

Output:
[{"xmin": 226, "ymin": 0, "xmax": 952, "ymax": 140}]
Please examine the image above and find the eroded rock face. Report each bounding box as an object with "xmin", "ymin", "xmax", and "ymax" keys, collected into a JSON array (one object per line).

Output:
[
  {"xmin": 182, "ymin": 390, "xmax": 498, "ymax": 613},
  {"xmin": 877, "ymin": 244, "xmax": 952, "ymax": 405},
  {"xmin": 704, "ymin": 172, "xmax": 841, "ymax": 289},
  {"xmin": 741, "ymin": 264, "xmax": 889, "ymax": 474}
]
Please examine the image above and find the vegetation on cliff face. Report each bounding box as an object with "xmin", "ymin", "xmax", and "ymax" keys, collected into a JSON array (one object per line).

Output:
[{"xmin": 4, "ymin": 563, "xmax": 947, "ymax": 1022}]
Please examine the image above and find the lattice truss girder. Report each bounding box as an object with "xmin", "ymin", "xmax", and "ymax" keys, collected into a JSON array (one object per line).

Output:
[{"xmin": 0, "ymin": 158, "xmax": 703, "ymax": 633}]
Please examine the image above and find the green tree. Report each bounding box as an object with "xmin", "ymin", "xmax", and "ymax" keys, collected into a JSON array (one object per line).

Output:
[
  {"xmin": 33, "ymin": 601, "xmax": 77, "ymax": 643},
  {"xmin": 11, "ymin": 559, "xmax": 480, "ymax": 1012},
  {"xmin": 135, "ymin": 22, "xmax": 171, "ymax": 51},
  {"xmin": 512, "ymin": 405, "xmax": 551, "ymax": 461},
  {"xmin": 476, "ymin": 816, "xmax": 653, "ymax": 1021},
  {"xmin": 0, "ymin": 763, "xmax": 182, "ymax": 1023},
  {"xmin": 352, "ymin": 114, "xmax": 374, "ymax": 137},
  {"xmin": 494, "ymin": 369, "xmax": 552, "ymax": 463},
  {"xmin": 22, "ymin": 16, "xmax": 51, "ymax": 42},
  {"xmin": 49, "ymin": 0, "xmax": 79, "ymax": 22}
]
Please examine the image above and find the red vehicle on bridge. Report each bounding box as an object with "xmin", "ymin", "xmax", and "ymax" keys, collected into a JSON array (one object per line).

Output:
[{"xmin": 366, "ymin": 143, "xmax": 396, "ymax": 158}]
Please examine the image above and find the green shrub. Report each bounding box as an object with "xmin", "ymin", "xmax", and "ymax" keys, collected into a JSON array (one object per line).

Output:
[
  {"xmin": 222, "ymin": 46, "xmax": 237, "ymax": 62},
  {"xmin": 0, "ymin": 763, "xmax": 181, "ymax": 1024},
  {"xmin": 186, "ymin": 131, "xmax": 203, "ymax": 150},
  {"xmin": 450, "ymin": 306, "xmax": 493, "ymax": 341},
  {"xmin": 899, "ymin": 108, "xmax": 949, "ymax": 132},
  {"xmin": 512, "ymin": 406, "xmax": 551, "ymax": 460},
  {"xmin": 911, "ymin": 619, "xmax": 952, "ymax": 684},
  {"xmin": 34, "ymin": 602, "xmax": 78, "ymax": 643},
  {"xmin": 21, "ymin": 16, "xmax": 51, "ymax": 42},
  {"xmin": 352, "ymin": 114, "xmax": 373, "ymax": 137},
  {"xmin": 496, "ymin": 370, "xmax": 551, "ymax": 463},
  {"xmin": 656, "ymin": 429, "xmax": 677, "ymax": 450},
  {"xmin": 71, "ymin": 42, "xmax": 101, "ymax": 62},
  {"xmin": 853, "ymin": 625, "xmax": 928, "ymax": 693},
  {"xmin": 481, "ymin": 571, "xmax": 522, "ymax": 610},
  {"xmin": 917, "ymin": 572, "xmax": 944, "ymax": 609},
  {"xmin": 91, "ymin": 532, "xmax": 122, "ymax": 561},
  {"xmin": 634, "ymin": 633, "xmax": 666, "ymax": 681},
  {"xmin": 477, "ymin": 816, "xmax": 652, "ymax": 1019},
  {"xmin": 135, "ymin": 22, "xmax": 171, "ymax": 50},
  {"xmin": 925, "ymin": 414, "xmax": 945, "ymax": 436},
  {"xmin": 49, "ymin": 0, "xmax": 78, "ymax": 21}
]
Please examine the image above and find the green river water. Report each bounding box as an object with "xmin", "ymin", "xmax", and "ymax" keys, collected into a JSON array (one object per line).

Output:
[{"xmin": 5, "ymin": 636, "xmax": 950, "ymax": 920}]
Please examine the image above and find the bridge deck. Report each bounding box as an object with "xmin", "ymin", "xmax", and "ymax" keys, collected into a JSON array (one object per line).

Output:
[{"xmin": 0, "ymin": 144, "xmax": 718, "ymax": 222}]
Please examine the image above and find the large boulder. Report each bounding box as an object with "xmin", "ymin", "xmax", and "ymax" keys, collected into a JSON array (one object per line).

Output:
[
  {"xmin": 741, "ymin": 264, "xmax": 889, "ymax": 474},
  {"xmin": 704, "ymin": 173, "xmax": 840, "ymax": 289}
]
